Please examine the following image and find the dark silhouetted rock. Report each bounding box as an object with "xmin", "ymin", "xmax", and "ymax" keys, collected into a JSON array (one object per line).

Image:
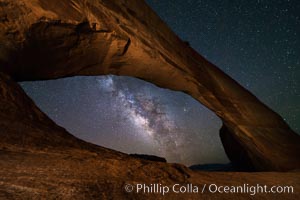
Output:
[
  {"xmin": 130, "ymin": 154, "xmax": 167, "ymax": 162},
  {"xmin": 189, "ymin": 163, "xmax": 235, "ymax": 172}
]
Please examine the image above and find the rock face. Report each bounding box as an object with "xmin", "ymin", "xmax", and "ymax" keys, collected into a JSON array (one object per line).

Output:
[
  {"xmin": 0, "ymin": 71, "xmax": 76, "ymax": 150},
  {"xmin": 0, "ymin": 0, "xmax": 299, "ymax": 171}
]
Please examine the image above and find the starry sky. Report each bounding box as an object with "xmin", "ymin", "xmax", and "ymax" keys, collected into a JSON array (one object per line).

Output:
[{"xmin": 20, "ymin": 0, "xmax": 299, "ymax": 166}]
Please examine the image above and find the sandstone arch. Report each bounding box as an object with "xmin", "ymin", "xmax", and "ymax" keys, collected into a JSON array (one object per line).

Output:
[{"xmin": 0, "ymin": 0, "xmax": 299, "ymax": 171}]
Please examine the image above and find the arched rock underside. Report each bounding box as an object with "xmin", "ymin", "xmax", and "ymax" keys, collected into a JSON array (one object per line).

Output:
[{"xmin": 0, "ymin": 0, "xmax": 300, "ymax": 190}]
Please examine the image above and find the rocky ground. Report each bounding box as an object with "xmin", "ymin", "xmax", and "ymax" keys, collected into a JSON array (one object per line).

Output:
[{"xmin": 0, "ymin": 147, "xmax": 299, "ymax": 199}]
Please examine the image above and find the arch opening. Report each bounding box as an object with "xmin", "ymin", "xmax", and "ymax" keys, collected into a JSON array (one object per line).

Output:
[{"xmin": 20, "ymin": 75, "xmax": 229, "ymax": 166}]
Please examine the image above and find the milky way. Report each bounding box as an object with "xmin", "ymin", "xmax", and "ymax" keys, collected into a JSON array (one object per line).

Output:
[
  {"xmin": 97, "ymin": 76, "xmax": 185, "ymax": 161},
  {"xmin": 20, "ymin": 75, "xmax": 228, "ymax": 165}
]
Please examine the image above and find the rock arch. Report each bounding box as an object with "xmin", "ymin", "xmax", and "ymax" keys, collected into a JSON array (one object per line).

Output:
[{"xmin": 0, "ymin": 0, "xmax": 299, "ymax": 171}]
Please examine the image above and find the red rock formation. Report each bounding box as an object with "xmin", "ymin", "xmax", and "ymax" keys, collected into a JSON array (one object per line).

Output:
[{"xmin": 0, "ymin": 0, "xmax": 299, "ymax": 172}]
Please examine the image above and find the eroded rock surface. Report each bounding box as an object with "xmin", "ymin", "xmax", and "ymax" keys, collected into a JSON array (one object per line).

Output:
[{"xmin": 0, "ymin": 0, "xmax": 299, "ymax": 172}]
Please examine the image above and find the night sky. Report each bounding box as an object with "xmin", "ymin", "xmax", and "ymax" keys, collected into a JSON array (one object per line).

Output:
[{"xmin": 20, "ymin": 0, "xmax": 299, "ymax": 166}]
